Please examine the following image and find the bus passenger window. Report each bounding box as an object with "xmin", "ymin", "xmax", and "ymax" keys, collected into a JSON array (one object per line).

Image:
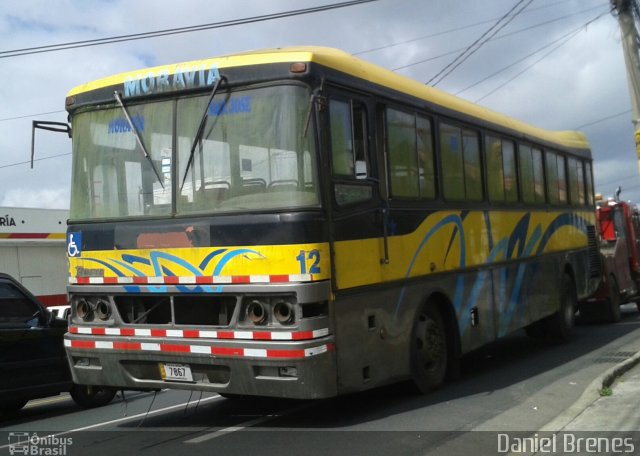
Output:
[
  {"xmin": 486, "ymin": 136, "xmax": 505, "ymax": 202},
  {"xmin": 440, "ymin": 123, "xmax": 464, "ymax": 200},
  {"xmin": 417, "ymin": 116, "xmax": 436, "ymax": 199},
  {"xmin": 519, "ymin": 145, "xmax": 535, "ymax": 203},
  {"xmin": 532, "ymin": 148, "xmax": 545, "ymax": 203},
  {"xmin": 486, "ymin": 136, "xmax": 517, "ymax": 204},
  {"xmin": 585, "ymin": 162, "xmax": 594, "ymax": 205},
  {"xmin": 462, "ymin": 129, "xmax": 482, "ymax": 201},
  {"xmin": 557, "ymin": 154, "xmax": 567, "ymax": 203},
  {"xmin": 440, "ymin": 123, "xmax": 481, "ymax": 201},
  {"xmin": 329, "ymin": 98, "xmax": 372, "ymax": 206},
  {"xmin": 387, "ymin": 108, "xmax": 419, "ymax": 198},
  {"xmin": 567, "ymin": 157, "xmax": 585, "ymax": 206},
  {"xmin": 546, "ymin": 151, "xmax": 560, "ymax": 204}
]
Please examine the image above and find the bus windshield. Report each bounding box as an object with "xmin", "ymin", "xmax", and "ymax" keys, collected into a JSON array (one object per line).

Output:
[{"xmin": 70, "ymin": 84, "xmax": 319, "ymax": 220}]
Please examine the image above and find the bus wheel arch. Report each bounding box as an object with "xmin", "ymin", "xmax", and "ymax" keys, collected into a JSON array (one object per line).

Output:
[{"xmin": 410, "ymin": 294, "xmax": 460, "ymax": 393}]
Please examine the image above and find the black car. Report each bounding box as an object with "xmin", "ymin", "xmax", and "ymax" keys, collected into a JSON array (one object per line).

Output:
[{"xmin": 0, "ymin": 273, "xmax": 116, "ymax": 413}]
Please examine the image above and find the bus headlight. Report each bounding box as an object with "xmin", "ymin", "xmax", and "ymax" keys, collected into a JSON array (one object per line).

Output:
[
  {"xmin": 274, "ymin": 300, "xmax": 295, "ymax": 325},
  {"xmin": 95, "ymin": 298, "xmax": 111, "ymax": 321},
  {"xmin": 76, "ymin": 298, "xmax": 93, "ymax": 322},
  {"xmin": 247, "ymin": 299, "xmax": 268, "ymax": 325}
]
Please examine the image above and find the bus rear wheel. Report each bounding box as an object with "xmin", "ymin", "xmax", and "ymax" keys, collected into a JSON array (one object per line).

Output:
[
  {"xmin": 603, "ymin": 276, "xmax": 622, "ymax": 323},
  {"xmin": 411, "ymin": 304, "xmax": 448, "ymax": 394},
  {"xmin": 547, "ymin": 272, "xmax": 577, "ymax": 342}
]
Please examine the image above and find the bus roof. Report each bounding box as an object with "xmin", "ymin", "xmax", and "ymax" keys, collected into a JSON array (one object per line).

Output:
[{"xmin": 67, "ymin": 46, "xmax": 589, "ymax": 151}]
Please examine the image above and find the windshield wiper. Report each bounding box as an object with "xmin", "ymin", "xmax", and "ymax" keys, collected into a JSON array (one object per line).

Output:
[
  {"xmin": 180, "ymin": 75, "xmax": 227, "ymax": 191},
  {"xmin": 113, "ymin": 91, "xmax": 164, "ymax": 189}
]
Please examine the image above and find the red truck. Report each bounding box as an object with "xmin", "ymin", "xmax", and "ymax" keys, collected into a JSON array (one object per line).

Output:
[{"xmin": 580, "ymin": 190, "xmax": 640, "ymax": 322}]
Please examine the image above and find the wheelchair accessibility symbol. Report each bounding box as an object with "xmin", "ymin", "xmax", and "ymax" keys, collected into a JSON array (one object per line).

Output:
[{"xmin": 67, "ymin": 232, "xmax": 82, "ymax": 257}]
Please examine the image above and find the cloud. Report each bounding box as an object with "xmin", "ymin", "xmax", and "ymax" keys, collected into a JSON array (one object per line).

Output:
[
  {"xmin": 1, "ymin": 188, "xmax": 70, "ymax": 209},
  {"xmin": 1, "ymin": 0, "xmax": 639, "ymax": 206}
]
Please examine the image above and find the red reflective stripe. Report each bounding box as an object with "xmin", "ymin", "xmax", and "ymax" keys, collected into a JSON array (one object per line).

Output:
[
  {"xmin": 103, "ymin": 277, "xmax": 118, "ymax": 284},
  {"xmin": 270, "ymin": 275, "xmax": 289, "ymax": 283},
  {"xmin": 92, "ymin": 328, "xmax": 106, "ymax": 335},
  {"xmin": 68, "ymin": 327, "xmax": 78, "ymax": 334},
  {"xmin": 160, "ymin": 344, "xmax": 190, "ymax": 353},
  {"xmin": 9, "ymin": 233, "xmax": 49, "ymax": 239},
  {"xmin": 231, "ymin": 276, "xmax": 250, "ymax": 284},
  {"xmin": 164, "ymin": 276, "xmax": 179, "ymax": 284},
  {"xmin": 216, "ymin": 331, "xmax": 234, "ymax": 339},
  {"xmin": 113, "ymin": 342, "xmax": 141, "ymax": 350},
  {"xmin": 132, "ymin": 277, "xmax": 147, "ymax": 284},
  {"xmin": 196, "ymin": 276, "xmax": 214, "ymax": 284},
  {"xmin": 120, "ymin": 328, "xmax": 135, "ymax": 336},
  {"xmin": 253, "ymin": 331, "xmax": 272, "ymax": 340},
  {"xmin": 182, "ymin": 330, "xmax": 200, "ymax": 338},
  {"xmin": 266, "ymin": 349, "xmax": 305, "ymax": 359},
  {"xmin": 211, "ymin": 347, "xmax": 244, "ymax": 356},
  {"xmin": 150, "ymin": 329, "xmax": 166, "ymax": 337},
  {"xmin": 39, "ymin": 294, "xmax": 68, "ymax": 306},
  {"xmin": 71, "ymin": 340, "xmax": 95, "ymax": 349},
  {"xmin": 292, "ymin": 331, "xmax": 313, "ymax": 340},
  {"xmin": 76, "ymin": 277, "xmax": 91, "ymax": 284}
]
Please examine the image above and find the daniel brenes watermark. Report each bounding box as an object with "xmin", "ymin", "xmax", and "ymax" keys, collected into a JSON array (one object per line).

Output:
[{"xmin": 498, "ymin": 433, "xmax": 636, "ymax": 454}]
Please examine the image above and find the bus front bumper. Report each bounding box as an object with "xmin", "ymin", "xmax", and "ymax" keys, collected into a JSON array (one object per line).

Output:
[{"xmin": 64, "ymin": 334, "xmax": 337, "ymax": 400}]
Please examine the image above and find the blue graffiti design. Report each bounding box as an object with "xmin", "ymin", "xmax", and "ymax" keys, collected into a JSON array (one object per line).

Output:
[
  {"xmin": 396, "ymin": 211, "xmax": 591, "ymax": 336},
  {"xmin": 395, "ymin": 214, "xmax": 466, "ymax": 314},
  {"xmin": 110, "ymin": 259, "xmax": 145, "ymax": 277},
  {"xmin": 199, "ymin": 249, "xmax": 227, "ymax": 270},
  {"xmin": 149, "ymin": 251, "xmax": 203, "ymax": 277},
  {"xmin": 81, "ymin": 258, "xmax": 127, "ymax": 277},
  {"xmin": 121, "ymin": 254, "xmax": 151, "ymax": 267},
  {"xmin": 213, "ymin": 249, "xmax": 263, "ymax": 276}
]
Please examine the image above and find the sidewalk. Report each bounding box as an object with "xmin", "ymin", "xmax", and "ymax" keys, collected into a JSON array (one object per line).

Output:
[
  {"xmin": 563, "ymin": 364, "xmax": 640, "ymax": 432},
  {"xmin": 541, "ymin": 351, "xmax": 640, "ymax": 432}
]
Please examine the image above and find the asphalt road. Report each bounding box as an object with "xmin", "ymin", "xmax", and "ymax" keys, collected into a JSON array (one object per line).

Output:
[{"xmin": 2, "ymin": 304, "xmax": 640, "ymax": 456}]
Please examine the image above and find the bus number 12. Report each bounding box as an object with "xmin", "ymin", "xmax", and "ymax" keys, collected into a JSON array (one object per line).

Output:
[{"xmin": 296, "ymin": 250, "xmax": 321, "ymax": 274}]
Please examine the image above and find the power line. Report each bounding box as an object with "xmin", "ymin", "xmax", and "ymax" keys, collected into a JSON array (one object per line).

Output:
[
  {"xmin": 575, "ymin": 109, "xmax": 632, "ymax": 129},
  {"xmin": 456, "ymin": 8, "xmax": 610, "ymax": 97},
  {"xmin": 0, "ymin": 152, "xmax": 71, "ymax": 170},
  {"xmin": 0, "ymin": 0, "xmax": 380, "ymax": 59},
  {"xmin": 392, "ymin": 4, "xmax": 607, "ymax": 72},
  {"xmin": 353, "ymin": 0, "xmax": 600, "ymax": 57},
  {"xmin": 426, "ymin": 0, "xmax": 533, "ymax": 87},
  {"xmin": 0, "ymin": 110, "xmax": 65, "ymax": 123},
  {"xmin": 474, "ymin": 9, "xmax": 611, "ymax": 103},
  {"xmin": 0, "ymin": 3, "xmax": 605, "ymax": 125}
]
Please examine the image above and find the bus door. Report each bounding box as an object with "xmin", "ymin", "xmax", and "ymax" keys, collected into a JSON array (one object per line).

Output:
[{"xmin": 325, "ymin": 92, "xmax": 383, "ymax": 292}]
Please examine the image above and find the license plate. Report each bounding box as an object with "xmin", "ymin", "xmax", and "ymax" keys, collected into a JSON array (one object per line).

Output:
[{"xmin": 159, "ymin": 363, "xmax": 194, "ymax": 382}]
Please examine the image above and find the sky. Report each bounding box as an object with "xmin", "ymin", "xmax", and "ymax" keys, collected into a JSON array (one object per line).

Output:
[{"xmin": 0, "ymin": 0, "xmax": 637, "ymax": 208}]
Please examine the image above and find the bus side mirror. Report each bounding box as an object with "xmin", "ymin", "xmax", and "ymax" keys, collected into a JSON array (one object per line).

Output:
[{"xmin": 31, "ymin": 120, "xmax": 72, "ymax": 169}]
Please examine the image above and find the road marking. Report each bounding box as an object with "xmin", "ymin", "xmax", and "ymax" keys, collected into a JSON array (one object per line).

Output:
[
  {"xmin": 24, "ymin": 395, "xmax": 71, "ymax": 408},
  {"xmin": 0, "ymin": 394, "xmax": 223, "ymax": 451},
  {"xmin": 185, "ymin": 402, "xmax": 312, "ymax": 444}
]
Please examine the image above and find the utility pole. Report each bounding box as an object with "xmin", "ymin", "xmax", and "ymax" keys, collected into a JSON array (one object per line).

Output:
[{"xmin": 612, "ymin": 0, "xmax": 640, "ymax": 174}]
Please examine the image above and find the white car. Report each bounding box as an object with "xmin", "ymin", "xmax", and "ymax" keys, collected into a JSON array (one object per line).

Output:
[{"xmin": 47, "ymin": 305, "xmax": 71, "ymax": 320}]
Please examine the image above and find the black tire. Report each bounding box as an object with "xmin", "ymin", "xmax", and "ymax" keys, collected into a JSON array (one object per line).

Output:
[
  {"xmin": 70, "ymin": 385, "xmax": 116, "ymax": 408},
  {"xmin": 603, "ymin": 276, "xmax": 622, "ymax": 323},
  {"xmin": 411, "ymin": 304, "xmax": 448, "ymax": 394},
  {"xmin": 548, "ymin": 272, "xmax": 577, "ymax": 342},
  {"xmin": 526, "ymin": 272, "xmax": 577, "ymax": 342}
]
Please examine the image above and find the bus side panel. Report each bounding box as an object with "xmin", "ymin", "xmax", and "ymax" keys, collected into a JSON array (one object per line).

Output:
[{"xmin": 333, "ymin": 268, "xmax": 498, "ymax": 395}]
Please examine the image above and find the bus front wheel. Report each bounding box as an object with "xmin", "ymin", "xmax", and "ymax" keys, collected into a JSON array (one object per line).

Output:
[{"xmin": 411, "ymin": 304, "xmax": 448, "ymax": 394}]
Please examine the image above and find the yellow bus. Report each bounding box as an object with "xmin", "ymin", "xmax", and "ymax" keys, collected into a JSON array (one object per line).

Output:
[{"xmin": 60, "ymin": 47, "xmax": 598, "ymax": 398}]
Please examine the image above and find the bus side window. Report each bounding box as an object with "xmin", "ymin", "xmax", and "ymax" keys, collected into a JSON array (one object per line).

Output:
[{"xmin": 329, "ymin": 98, "xmax": 372, "ymax": 206}]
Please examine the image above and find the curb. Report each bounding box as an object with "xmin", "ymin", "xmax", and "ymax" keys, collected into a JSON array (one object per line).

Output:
[{"xmin": 539, "ymin": 350, "xmax": 640, "ymax": 432}]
